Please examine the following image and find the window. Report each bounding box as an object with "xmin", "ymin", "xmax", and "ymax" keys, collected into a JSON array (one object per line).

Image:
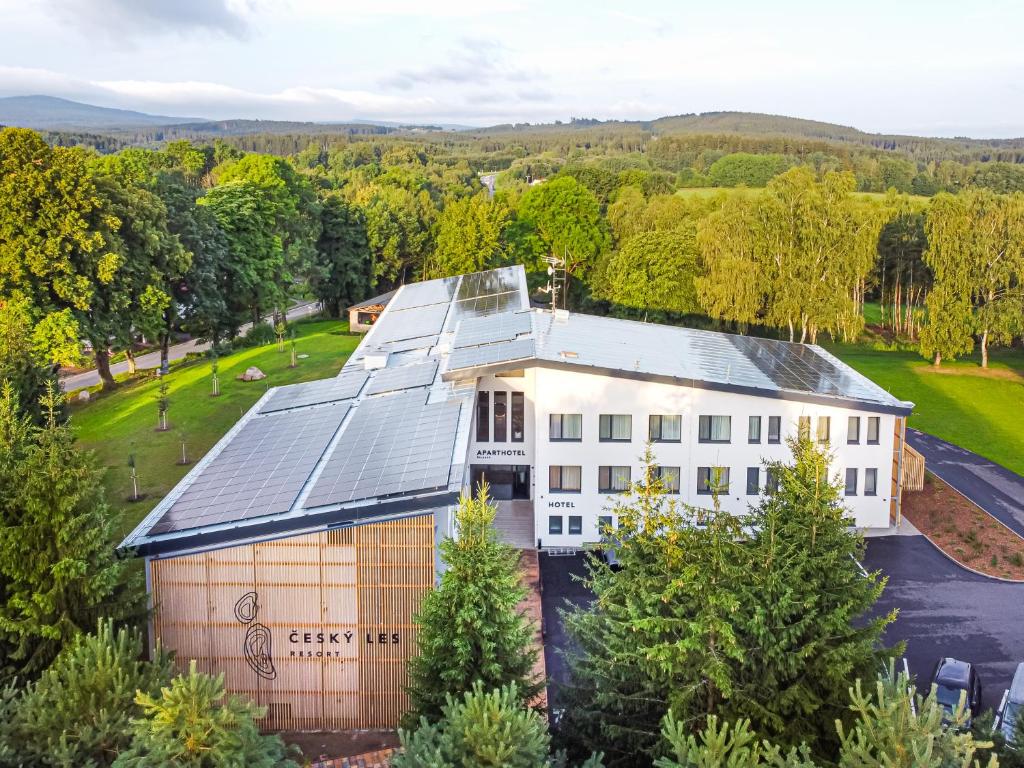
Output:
[
  {"xmin": 766, "ymin": 467, "xmax": 781, "ymax": 493},
  {"xmin": 568, "ymin": 515, "xmax": 582, "ymax": 535},
  {"xmin": 845, "ymin": 468, "xmax": 858, "ymax": 496},
  {"xmin": 865, "ymin": 468, "xmax": 878, "ymax": 496},
  {"xmin": 768, "ymin": 416, "xmax": 781, "ymax": 444},
  {"xmin": 653, "ymin": 465, "xmax": 681, "ymax": 493},
  {"xmin": 549, "ymin": 465, "xmax": 582, "ymax": 493},
  {"xmin": 798, "ymin": 416, "xmax": 811, "ymax": 440},
  {"xmin": 599, "ymin": 465, "xmax": 631, "ymax": 493},
  {"xmin": 698, "ymin": 415, "xmax": 731, "ymax": 443},
  {"xmin": 748, "ymin": 416, "xmax": 762, "ymax": 443},
  {"xmin": 598, "ymin": 515, "xmax": 613, "ymax": 534},
  {"xmin": 649, "ymin": 414, "xmax": 682, "ymax": 442},
  {"xmin": 548, "ymin": 516, "xmax": 563, "ymax": 535},
  {"xmin": 816, "ymin": 416, "xmax": 831, "ymax": 445},
  {"xmin": 493, "ymin": 392, "xmax": 507, "ymax": 442},
  {"xmin": 867, "ymin": 417, "xmax": 880, "ymax": 445},
  {"xmin": 476, "ymin": 392, "xmax": 489, "ymax": 442},
  {"xmin": 549, "ymin": 413, "xmax": 582, "ymax": 441},
  {"xmin": 746, "ymin": 467, "xmax": 760, "ymax": 495},
  {"xmin": 847, "ymin": 416, "xmax": 861, "ymax": 444},
  {"xmin": 511, "ymin": 392, "xmax": 524, "ymax": 442},
  {"xmin": 599, "ymin": 414, "xmax": 632, "ymax": 442},
  {"xmin": 697, "ymin": 466, "xmax": 730, "ymax": 495}
]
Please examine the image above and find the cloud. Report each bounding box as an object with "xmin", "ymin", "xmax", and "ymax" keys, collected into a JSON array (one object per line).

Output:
[
  {"xmin": 383, "ymin": 38, "xmax": 541, "ymax": 91},
  {"xmin": 52, "ymin": 0, "xmax": 251, "ymax": 41}
]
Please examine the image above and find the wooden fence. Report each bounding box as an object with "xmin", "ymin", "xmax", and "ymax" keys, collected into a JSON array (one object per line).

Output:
[{"xmin": 902, "ymin": 443, "xmax": 926, "ymax": 492}]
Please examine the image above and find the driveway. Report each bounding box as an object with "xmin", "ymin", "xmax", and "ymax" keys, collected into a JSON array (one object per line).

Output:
[
  {"xmin": 59, "ymin": 302, "xmax": 320, "ymax": 392},
  {"xmin": 908, "ymin": 428, "xmax": 1024, "ymax": 537},
  {"xmin": 541, "ymin": 536, "xmax": 1024, "ymax": 713}
]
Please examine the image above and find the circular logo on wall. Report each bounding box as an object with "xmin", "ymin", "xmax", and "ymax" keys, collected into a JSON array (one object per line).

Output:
[{"xmin": 234, "ymin": 591, "xmax": 277, "ymax": 680}]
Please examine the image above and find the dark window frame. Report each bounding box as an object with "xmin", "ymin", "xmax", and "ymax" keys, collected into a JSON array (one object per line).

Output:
[
  {"xmin": 845, "ymin": 467, "xmax": 858, "ymax": 496},
  {"xmin": 865, "ymin": 468, "xmax": 878, "ymax": 496},
  {"xmin": 767, "ymin": 415, "xmax": 782, "ymax": 444},
  {"xmin": 568, "ymin": 515, "xmax": 582, "ymax": 535},
  {"xmin": 598, "ymin": 465, "xmax": 631, "ymax": 494},
  {"xmin": 493, "ymin": 391, "xmax": 508, "ymax": 443},
  {"xmin": 548, "ymin": 515, "xmax": 563, "ymax": 535},
  {"xmin": 697, "ymin": 466, "xmax": 730, "ymax": 495},
  {"xmin": 549, "ymin": 413, "xmax": 583, "ymax": 442},
  {"xmin": 748, "ymin": 415, "xmax": 762, "ymax": 444},
  {"xmin": 511, "ymin": 392, "xmax": 524, "ymax": 443},
  {"xmin": 653, "ymin": 465, "xmax": 681, "ymax": 494},
  {"xmin": 698, "ymin": 415, "xmax": 731, "ymax": 444},
  {"xmin": 847, "ymin": 416, "xmax": 861, "ymax": 445},
  {"xmin": 648, "ymin": 414, "xmax": 682, "ymax": 443},
  {"xmin": 599, "ymin": 414, "xmax": 632, "ymax": 443},
  {"xmin": 746, "ymin": 466, "xmax": 760, "ymax": 495},
  {"xmin": 548, "ymin": 465, "xmax": 582, "ymax": 494},
  {"xmin": 867, "ymin": 416, "xmax": 880, "ymax": 445},
  {"xmin": 476, "ymin": 391, "xmax": 489, "ymax": 442}
]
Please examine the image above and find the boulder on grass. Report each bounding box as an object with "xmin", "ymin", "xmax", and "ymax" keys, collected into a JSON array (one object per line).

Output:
[
  {"xmin": 77, "ymin": 389, "xmax": 91, "ymax": 403},
  {"xmin": 238, "ymin": 366, "xmax": 266, "ymax": 382}
]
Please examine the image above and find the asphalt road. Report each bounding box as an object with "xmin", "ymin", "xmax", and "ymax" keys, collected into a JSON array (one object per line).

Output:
[
  {"xmin": 59, "ymin": 302, "xmax": 320, "ymax": 392},
  {"xmin": 540, "ymin": 536, "xmax": 1024, "ymax": 714},
  {"xmin": 907, "ymin": 428, "xmax": 1024, "ymax": 537}
]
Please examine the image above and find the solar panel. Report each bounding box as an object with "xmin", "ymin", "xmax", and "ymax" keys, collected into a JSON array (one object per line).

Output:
[
  {"xmin": 383, "ymin": 334, "xmax": 439, "ymax": 353},
  {"xmin": 151, "ymin": 403, "xmax": 350, "ymax": 534},
  {"xmin": 259, "ymin": 370, "xmax": 368, "ymax": 414},
  {"xmin": 457, "ymin": 267, "xmax": 522, "ymax": 300},
  {"xmin": 387, "ymin": 277, "xmax": 458, "ymax": 311},
  {"xmin": 366, "ymin": 360, "xmax": 439, "ymax": 395},
  {"xmin": 452, "ymin": 312, "xmax": 532, "ymax": 348},
  {"xmin": 304, "ymin": 391, "xmax": 462, "ymax": 507},
  {"xmin": 447, "ymin": 338, "xmax": 535, "ymax": 371},
  {"xmin": 450, "ymin": 291, "xmax": 522, "ymax": 321},
  {"xmin": 371, "ymin": 303, "xmax": 449, "ymax": 343}
]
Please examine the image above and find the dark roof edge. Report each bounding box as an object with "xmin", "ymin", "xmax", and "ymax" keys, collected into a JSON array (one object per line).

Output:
[
  {"xmin": 444, "ymin": 359, "xmax": 914, "ymax": 416},
  {"xmin": 348, "ymin": 289, "xmax": 398, "ymax": 311}
]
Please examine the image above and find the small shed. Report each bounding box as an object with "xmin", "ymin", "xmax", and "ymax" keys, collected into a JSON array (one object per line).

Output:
[{"xmin": 347, "ymin": 290, "xmax": 396, "ymax": 333}]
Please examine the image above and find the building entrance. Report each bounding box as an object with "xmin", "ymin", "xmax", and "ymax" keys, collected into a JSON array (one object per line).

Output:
[{"xmin": 470, "ymin": 464, "xmax": 531, "ymax": 501}]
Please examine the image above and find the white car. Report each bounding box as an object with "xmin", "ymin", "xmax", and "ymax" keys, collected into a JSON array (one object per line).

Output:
[{"xmin": 996, "ymin": 663, "xmax": 1024, "ymax": 744}]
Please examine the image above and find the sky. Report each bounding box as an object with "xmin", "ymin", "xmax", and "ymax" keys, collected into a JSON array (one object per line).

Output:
[{"xmin": 1, "ymin": 0, "xmax": 1023, "ymax": 137}]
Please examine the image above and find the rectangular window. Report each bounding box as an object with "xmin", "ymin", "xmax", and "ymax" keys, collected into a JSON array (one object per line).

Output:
[
  {"xmin": 654, "ymin": 465, "xmax": 681, "ymax": 493},
  {"xmin": 549, "ymin": 465, "xmax": 582, "ymax": 493},
  {"xmin": 767, "ymin": 416, "xmax": 781, "ymax": 444},
  {"xmin": 549, "ymin": 413, "xmax": 583, "ymax": 441},
  {"xmin": 748, "ymin": 416, "xmax": 762, "ymax": 443},
  {"xmin": 697, "ymin": 467, "xmax": 730, "ymax": 495},
  {"xmin": 599, "ymin": 465, "xmax": 631, "ymax": 493},
  {"xmin": 746, "ymin": 467, "xmax": 760, "ymax": 495},
  {"xmin": 649, "ymin": 414, "xmax": 682, "ymax": 442},
  {"xmin": 548, "ymin": 515, "xmax": 563, "ymax": 535},
  {"xmin": 475, "ymin": 391, "xmax": 489, "ymax": 442},
  {"xmin": 798, "ymin": 416, "xmax": 811, "ymax": 440},
  {"xmin": 847, "ymin": 416, "xmax": 861, "ymax": 444},
  {"xmin": 867, "ymin": 417, "xmax": 880, "ymax": 445},
  {"xmin": 766, "ymin": 467, "xmax": 781, "ymax": 493},
  {"xmin": 599, "ymin": 414, "xmax": 632, "ymax": 442},
  {"xmin": 816, "ymin": 416, "xmax": 831, "ymax": 445},
  {"xmin": 568, "ymin": 515, "xmax": 582, "ymax": 535},
  {"xmin": 865, "ymin": 468, "xmax": 878, "ymax": 496},
  {"xmin": 845, "ymin": 468, "xmax": 858, "ymax": 496},
  {"xmin": 598, "ymin": 515, "xmax": 613, "ymax": 534},
  {"xmin": 493, "ymin": 392, "xmax": 507, "ymax": 442},
  {"xmin": 511, "ymin": 392, "xmax": 524, "ymax": 443},
  {"xmin": 698, "ymin": 415, "xmax": 731, "ymax": 443}
]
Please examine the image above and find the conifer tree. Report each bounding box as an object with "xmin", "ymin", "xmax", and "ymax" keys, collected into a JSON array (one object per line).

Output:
[
  {"xmin": 113, "ymin": 661, "xmax": 297, "ymax": 767},
  {"xmin": 404, "ymin": 485, "xmax": 542, "ymax": 726},
  {"xmin": 0, "ymin": 383, "xmax": 144, "ymax": 678}
]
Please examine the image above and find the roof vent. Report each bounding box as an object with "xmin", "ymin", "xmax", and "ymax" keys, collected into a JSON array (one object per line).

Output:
[
  {"xmin": 554, "ymin": 308, "xmax": 570, "ymax": 323},
  {"xmin": 363, "ymin": 351, "xmax": 389, "ymax": 370}
]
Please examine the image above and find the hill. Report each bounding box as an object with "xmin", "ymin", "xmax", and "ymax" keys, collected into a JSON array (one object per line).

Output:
[{"xmin": 0, "ymin": 95, "xmax": 202, "ymax": 130}]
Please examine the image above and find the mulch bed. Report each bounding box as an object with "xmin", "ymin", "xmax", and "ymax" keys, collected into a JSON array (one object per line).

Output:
[{"xmin": 903, "ymin": 473, "xmax": 1024, "ymax": 580}]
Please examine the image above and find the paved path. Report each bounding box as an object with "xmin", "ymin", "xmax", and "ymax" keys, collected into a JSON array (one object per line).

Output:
[
  {"xmin": 59, "ymin": 302, "xmax": 320, "ymax": 392},
  {"xmin": 907, "ymin": 428, "xmax": 1024, "ymax": 538}
]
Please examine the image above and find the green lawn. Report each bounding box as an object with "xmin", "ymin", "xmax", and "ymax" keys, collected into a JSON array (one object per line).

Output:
[
  {"xmin": 825, "ymin": 343, "xmax": 1024, "ymax": 476},
  {"xmin": 72, "ymin": 318, "xmax": 361, "ymax": 541}
]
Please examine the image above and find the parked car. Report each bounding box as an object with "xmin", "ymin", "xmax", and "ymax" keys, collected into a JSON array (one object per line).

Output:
[
  {"xmin": 996, "ymin": 662, "xmax": 1024, "ymax": 744},
  {"xmin": 930, "ymin": 657, "xmax": 982, "ymax": 728}
]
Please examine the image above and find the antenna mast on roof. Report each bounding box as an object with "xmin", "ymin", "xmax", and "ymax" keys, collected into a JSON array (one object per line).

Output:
[{"xmin": 542, "ymin": 250, "xmax": 567, "ymax": 314}]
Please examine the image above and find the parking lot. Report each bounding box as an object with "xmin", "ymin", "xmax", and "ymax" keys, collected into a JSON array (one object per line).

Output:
[{"xmin": 540, "ymin": 534, "xmax": 1024, "ymax": 713}]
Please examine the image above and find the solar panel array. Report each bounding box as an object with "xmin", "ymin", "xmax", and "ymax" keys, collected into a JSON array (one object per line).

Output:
[
  {"xmin": 366, "ymin": 360, "xmax": 439, "ymax": 395},
  {"xmin": 447, "ymin": 338, "xmax": 535, "ymax": 371},
  {"xmin": 452, "ymin": 311, "xmax": 532, "ymax": 348},
  {"xmin": 259, "ymin": 370, "xmax": 368, "ymax": 414},
  {"xmin": 304, "ymin": 391, "xmax": 462, "ymax": 507},
  {"xmin": 370, "ymin": 303, "xmax": 449, "ymax": 343},
  {"xmin": 383, "ymin": 334, "xmax": 439, "ymax": 353},
  {"xmin": 151, "ymin": 403, "xmax": 350, "ymax": 535},
  {"xmin": 387, "ymin": 277, "xmax": 458, "ymax": 311}
]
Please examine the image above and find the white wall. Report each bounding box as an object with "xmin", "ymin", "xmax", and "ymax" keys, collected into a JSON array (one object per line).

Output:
[{"xmin": 467, "ymin": 369, "xmax": 537, "ymax": 475}]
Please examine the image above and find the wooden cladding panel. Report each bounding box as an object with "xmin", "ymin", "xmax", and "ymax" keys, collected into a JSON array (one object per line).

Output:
[
  {"xmin": 149, "ymin": 514, "xmax": 435, "ymax": 731},
  {"xmin": 902, "ymin": 443, "xmax": 926, "ymax": 493}
]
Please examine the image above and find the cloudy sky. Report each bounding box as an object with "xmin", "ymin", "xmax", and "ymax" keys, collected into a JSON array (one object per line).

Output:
[{"xmin": 1, "ymin": 0, "xmax": 1022, "ymax": 136}]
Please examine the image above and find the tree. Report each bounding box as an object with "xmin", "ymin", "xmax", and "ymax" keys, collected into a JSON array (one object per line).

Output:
[
  {"xmin": 708, "ymin": 153, "xmax": 793, "ymax": 188},
  {"xmin": 0, "ymin": 384, "xmax": 144, "ymax": 678},
  {"xmin": 10, "ymin": 619, "xmax": 174, "ymax": 767},
  {"xmin": 404, "ymin": 485, "xmax": 542, "ymax": 726},
  {"xmin": 355, "ymin": 183, "xmax": 436, "ymax": 287},
  {"xmin": 875, "ymin": 200, "xmax": 930, "ymax": 338},
  {"xmin": 594, "ymin": 227, "xmax": 702, "ymax": 319},
  {"xmin": 423, "ymin": 193, "xmax": 511, "ymax": 279},
  {"xmin": 309, "ymin": 194, "xmax": 373, "ymax": 318},
  {"xmin": 113, "ymin": 661, "xmax": 297, "ymax": 768},
  {"xmin": 0, "ymin": 297, "xmax": 72, "ymax": 424}
]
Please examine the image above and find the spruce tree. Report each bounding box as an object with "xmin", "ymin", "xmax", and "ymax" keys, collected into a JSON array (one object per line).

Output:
[
  {"xmin": 113, "ymin": 661, "xmax": 297, "ymax": 768},
  {"xmin": 0, "ymin": 383, "xmax": 144, "ymax": 678},
  {"xmin": 404, "ymin": 485, "xmax": 542, "ymax": 726}
]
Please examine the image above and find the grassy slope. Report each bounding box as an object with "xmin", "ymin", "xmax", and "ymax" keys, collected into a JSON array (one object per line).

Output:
[
  {"xmin": 72, "ymin": 318, "xmax": 360, "ymax": 540},
  {"xmin": 824, "ymin": 342, "xmax": 1024, "ymax": 476}
]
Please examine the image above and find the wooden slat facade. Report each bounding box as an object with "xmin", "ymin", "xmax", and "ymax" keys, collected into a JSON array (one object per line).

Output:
[
  {"xmin": 148, "ymin": 514, "xmax": 435, "ymax": 731},
  {"xmin": 890, "ymin": 416, "xmax": 906, "ymax": 525},
  {"xmin": 902, "ymin": 443, "xmax": 926, "ymax": 492}
]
